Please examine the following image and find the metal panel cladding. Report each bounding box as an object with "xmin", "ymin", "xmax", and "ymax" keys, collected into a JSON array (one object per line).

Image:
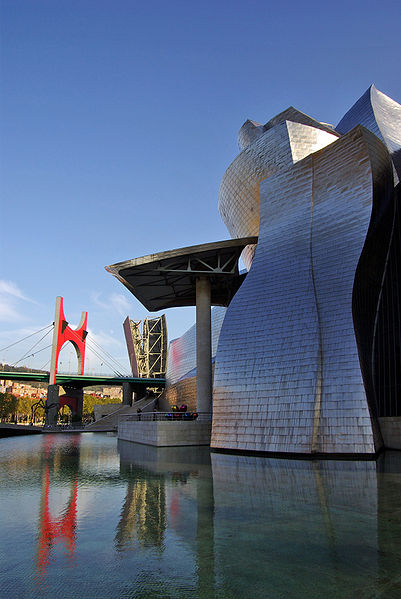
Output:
[
  {"xmin": 218, "ymin": 120, "xmax": 338, "ymax": 269},
  {"xmin": 212, "ymin": 126, "xmax": 395, "ymax": 455},
  {"xmin": 165, "ymin": 307, "xmax": 226, "ymax": 410},
  {"xmin": 337, "ymin": 85, "xmax": 401, "ymax": 183}
]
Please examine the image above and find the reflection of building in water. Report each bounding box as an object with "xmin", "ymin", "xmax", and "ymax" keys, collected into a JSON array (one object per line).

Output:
[
  {"xmin": 211, "ymin": 452, "xmax": 379, "ymax": 599},
  {"xmin": 115, "ymin": 475, "xmax": 166, "ymax": 551},
  {"xmin": 376, "ymin": 451, "xmax": 401, "ymax": 596},
  {"xmin": 115, "ymin": 441, "xmax": 401, "ymax": 597},
  {"xmin": 117, "ymin": 442, "xmax": 215, "ymax": 595}
]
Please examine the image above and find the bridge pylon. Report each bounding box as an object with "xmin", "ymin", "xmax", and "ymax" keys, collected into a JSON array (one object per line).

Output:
[
  {"xmin": 46, "ymin": 297, "xmax": 88, "ymax": 426},
  {"xmin": 49, "ymin": 296, "xmax": 88, "ymax": 385}
]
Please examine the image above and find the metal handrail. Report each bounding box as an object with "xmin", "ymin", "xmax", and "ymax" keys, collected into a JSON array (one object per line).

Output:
[{"xmin": 120, "ymin": 411, "xmax": 212, "ymax": 423}]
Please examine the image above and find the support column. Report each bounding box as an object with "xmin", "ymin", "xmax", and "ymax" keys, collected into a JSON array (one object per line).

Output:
[
  {"xmin": 122, "ymin": 382, "xmax": 134, "ymax": 406},
  {"xmin": 196, "ymin": 277, "xmax": 212, "ymax": 414},
  {"xmin": 46, "ymin": 385, "xmax": 60, "ymax": 426}
]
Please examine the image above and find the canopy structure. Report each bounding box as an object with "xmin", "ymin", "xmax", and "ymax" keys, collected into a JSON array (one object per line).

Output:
[
  {"xmin": 105, "ymin": 237, "xmax": 258, "ymax": 311},
  {"xmin": 106, "ymin": 237, "xmax": 258, "ymax": 414}
]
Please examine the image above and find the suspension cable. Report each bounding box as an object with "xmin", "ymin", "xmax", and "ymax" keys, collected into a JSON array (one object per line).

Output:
[
  {"xmin": 11, "ymin": 328, "xmax": 53, "ymax": 367},
  {"xmin": 64, "ymin": 326, "xmax": 130, "ymax": 376},
  {"xmin": 39, "ymin": 359, "xmax": 51, "ymax": 371},
  {"xmin": 12, "ymin": 344, "xmax": 53, "ymax": 367},
  {"xmin": 89, "ymin": 339, "xmax": 126, "ymax": 371},
  {"xmin": 85, "ymin": 342, "xmax": 125, "ymax": 376},
  {"xmin": 86, "ymin": 336, "xmax": 129, "ymax": 371},
  {"xmin": 55, "ymin": 328, "xmax": 124, "ymax": 376},
  {"xmin": 0, "ymin": 324, "xmax": 53, "ymax": 353},
  {"xmin": 76, "ymin": 329, "xmax": 129, "ymax": 374},
  {"xmin": 1, "ymin": 320, "xmax": 132, "ymax": 377}
]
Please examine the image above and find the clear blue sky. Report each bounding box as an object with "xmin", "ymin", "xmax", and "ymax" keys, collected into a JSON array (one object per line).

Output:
[{"xmin": 1, "ymin": 0, "xmax": 400, "ymax": 373}]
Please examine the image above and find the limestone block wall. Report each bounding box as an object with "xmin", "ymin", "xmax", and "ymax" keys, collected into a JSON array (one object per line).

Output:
[
  {"xmin": 118, "ymin": 420, "xmax": 212, "ymax": 447},
  {"xmin": 212, "ymin": 127, "xmax": 394, "ymax": 454}
]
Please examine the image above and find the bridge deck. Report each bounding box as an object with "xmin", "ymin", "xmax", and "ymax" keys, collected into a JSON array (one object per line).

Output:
[{"xmin": 0, "ymin": 371, "xmax": 165, "ymax": 388}]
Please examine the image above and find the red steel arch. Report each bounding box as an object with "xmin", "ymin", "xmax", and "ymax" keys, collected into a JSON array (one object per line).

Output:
[{"xmin": 49, "ymin": 296, "xmax": 88, "ymax": 385}]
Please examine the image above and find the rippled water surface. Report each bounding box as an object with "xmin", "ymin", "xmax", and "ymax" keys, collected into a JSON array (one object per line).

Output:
[{"xmin": 1, "ymin": 433, "xmax": 401, "ymax": 599}]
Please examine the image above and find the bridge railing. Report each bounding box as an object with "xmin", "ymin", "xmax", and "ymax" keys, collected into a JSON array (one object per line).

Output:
[{"xmin": 120, "ymin": 411, "xmax": 212, "ymax": 423}]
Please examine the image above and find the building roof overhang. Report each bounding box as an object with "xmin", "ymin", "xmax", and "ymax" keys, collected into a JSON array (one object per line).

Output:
[{"xmin": 106, "ymin": 237, "xmax": 258, "ymax": 311}]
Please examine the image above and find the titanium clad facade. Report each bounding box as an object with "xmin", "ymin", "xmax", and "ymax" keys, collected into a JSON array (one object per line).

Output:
[
  {"xmin": 158, "ymin": 85, "xmax": 401, "ymax": 454},
  {"xmin": 311, "ymin": 128, "xmax": 393, "ymax": 452},
  {"xmin": 165, "ymin": 307, "xmax": 226, "ymax": 410},
  {"xmin": 212, "ymin": 127, "xmax": 395, "ymax": 454},
  {"xmin": 372, "ymin": 183, "xmax": 401, "ymax": 418},
  {"xmin": 219, "ymin": 119, "xmax": 339, "ymax": 269},
  {"xmin": 337, "ymin": 85, "xmax": 401, "ymax": 182}
]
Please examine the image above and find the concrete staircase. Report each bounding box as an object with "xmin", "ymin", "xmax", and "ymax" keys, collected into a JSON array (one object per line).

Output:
[{"xmin": 84, "ymin": 397, "xmax": 158, "ymax": 432}]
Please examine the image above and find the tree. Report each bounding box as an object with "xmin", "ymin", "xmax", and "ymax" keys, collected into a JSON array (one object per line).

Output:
[
  {"xmin": 17, "ymin": 396, "xmax": 32, "ymax": 422},
  {"xmin": 83, "ymin": 393, "xmax": 118, "ymax": 419},
  {"xmin": 0, "ymin": 392, "xmax": 19, "ymax": 421}
]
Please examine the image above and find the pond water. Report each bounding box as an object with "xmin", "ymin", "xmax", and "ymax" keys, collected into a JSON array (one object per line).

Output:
[{"xmin": 0, "ymin": 433, "xmax": 400, "ymax": 599}]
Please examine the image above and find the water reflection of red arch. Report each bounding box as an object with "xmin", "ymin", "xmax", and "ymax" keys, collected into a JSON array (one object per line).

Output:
[{"xmin": 36, "ymin": 464, "xmax": 78, "ymax": 576}]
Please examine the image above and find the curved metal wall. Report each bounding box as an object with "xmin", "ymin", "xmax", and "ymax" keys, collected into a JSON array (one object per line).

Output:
[
  {"xmin": 357, "ymin": 181, "xmax": 401, "ymax": 419},
  {"xmin": 218, "ymin": 121, "xmax": 338, "ymax": 269},
  {"xmin": 212, "ymin": 127, "xmax": 392, "ymax": 454},
  {"xmin": 161, "ymin": 86, "xmax": 400, "ymax": 454},
  {"xmin": 337, "ymin": 85, "xmax": 401, "ymax": 182}
]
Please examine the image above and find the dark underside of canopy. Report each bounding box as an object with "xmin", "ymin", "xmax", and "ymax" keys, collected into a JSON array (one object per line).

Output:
[{"xmin": 106, "ymin": 237, "xmax": 258, "ymax": 311}]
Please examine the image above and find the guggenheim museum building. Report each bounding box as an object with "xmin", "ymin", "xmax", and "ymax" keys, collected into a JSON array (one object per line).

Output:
[{"xmin": 108, "ymin": 85, "xmax": 401, "ymax": 456}]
